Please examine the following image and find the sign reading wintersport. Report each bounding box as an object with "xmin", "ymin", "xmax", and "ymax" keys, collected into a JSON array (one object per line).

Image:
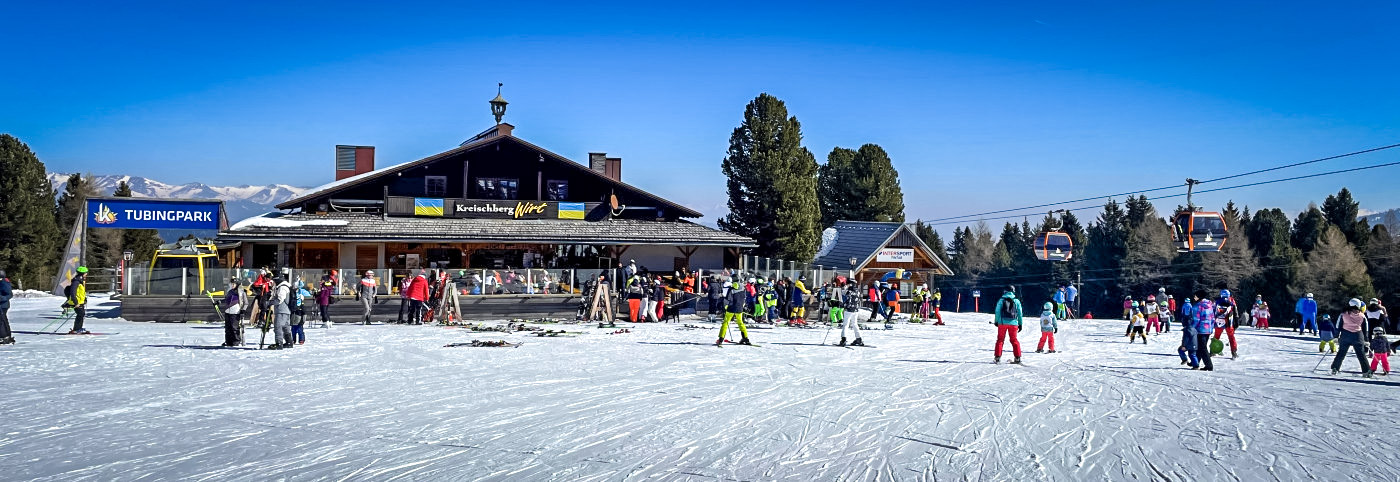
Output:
[{"xmin": 87, "ymin": 198, "xmax": 222, "ymax": 230}]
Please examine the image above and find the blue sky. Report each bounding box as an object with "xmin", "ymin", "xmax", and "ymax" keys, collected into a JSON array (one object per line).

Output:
[{"xmin": 4, "ymin": 2, "xmax": 1398, "ymax": 233}]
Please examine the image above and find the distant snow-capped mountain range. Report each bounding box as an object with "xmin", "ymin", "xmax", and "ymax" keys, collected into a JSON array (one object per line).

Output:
[{"xmin": 47, "ymin": 173, "xmax": 307, "ymax": 226}]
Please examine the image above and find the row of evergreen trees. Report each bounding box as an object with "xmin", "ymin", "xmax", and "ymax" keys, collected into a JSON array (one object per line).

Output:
[
  {"xmin": 937, "ymin": 189, "xmax": 1399, "ymax": 320},
  {"xmin": 719, "ymin": 94, "xmax": 906, "ymax": 260},
  {"xmin": 0, "ymin": 134, "xmax": 162, "ymax": 289}
]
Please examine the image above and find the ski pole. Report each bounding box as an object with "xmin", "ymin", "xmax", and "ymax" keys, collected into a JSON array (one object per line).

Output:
[{"xmin": 39, "ymin": 309, "xmax": 72, "ymax": 333}]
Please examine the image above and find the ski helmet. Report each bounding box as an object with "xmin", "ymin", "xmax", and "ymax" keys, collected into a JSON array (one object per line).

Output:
[
  {"xmin": 1373, "ymin": 327, "xmax": 1386, "ymax": 335},
  {"xmin": 77, "ymin": 266, "xmax": 89, "ymax": 274},
  {"xmin": 1220, "ymin": 289, "xmax": 1231, "ymax": 298},
  {"xmin": 1322, "ymin": 314, "xmax": 1332, "ymax": 322},
  {"xmin": 1349, "ymin": 298, "xmax": 1365, "ymax": 309},
  {"xmin": 1306, "ymin": 292, "xmax": 1314, "ymax": 299},
  {"xmin": 1043, "ymin": 302, "xmax": 1053, "ymax": 310}
]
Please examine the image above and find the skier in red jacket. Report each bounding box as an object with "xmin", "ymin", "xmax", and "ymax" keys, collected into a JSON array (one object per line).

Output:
[{"xmin": 406, "ymin": 271, "xmax": 430, "ymax": 325}]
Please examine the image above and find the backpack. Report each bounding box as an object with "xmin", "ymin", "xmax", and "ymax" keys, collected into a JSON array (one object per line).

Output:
[{"xmin": 999, "ymin": 298, "xmax": 1018, "ymax": 320}]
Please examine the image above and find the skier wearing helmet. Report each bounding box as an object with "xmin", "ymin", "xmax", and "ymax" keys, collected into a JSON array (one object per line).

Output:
[
  {"xmin": 1369, "ymin": 327, "xmax": 1392, "ymax": 376},
  {"xmin": 64, "ymin": 267, "xmax": 90, "ymax": 334},
  {"xmin": 1331, "ymin": 298, "xmax": 1373, "ymax": 377},
  {"xmin": 1295, "ymin": 293, "xmax": 1318, "ymax": 335},
  {"xmin": 718, "ymin": 280, "xmax": 752, "ymax": 346},
  {"xmin": 1213, "ymin": 289, "xmax": 1241, "ymax": 359}
]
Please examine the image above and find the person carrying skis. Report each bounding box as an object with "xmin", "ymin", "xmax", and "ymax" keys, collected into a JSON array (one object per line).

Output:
[
  {"xmin": 992, "ymin": 285, "xmax": 1024, "ymax": 364},
  {"xmin": 1331, "ymin": 298, "xmax": 1373, "ymax": 377},
  {"xmin": 0, "ymin": 269, "xmax": 12, "ymax": 345},
  {"xmin": 221, "ymin": 278, "xmax": 245, "ymax": 347},
  {"xmin": 1318, "ymin": 314, "xmax": 1338, "ymax": 353},
  {"xmin": 1192, "ymin": 290, "xmax": 1216, "ymax": 371},
  {"xmin": 1296, "ymin": 293, "xmax": 1318, "ymax": 335},
  {"xmin": 1213, "ymin": 289, "xmax": 1240, "ymax": 359},
  {"xmin": 1036, "ymin": 302, "xmax": 1057, "ymax": 353},
  {"xmin": 1252, "ymin": 299, "xmax": 1271, "ymax": 330},
  {"xmin": 1178, "ymin": 294, "xmax": 1200, "ymax": 368},
  {"xmin": 64, "ymin": 267, "xmax": 90, "ymax": 334},
  {"xmin": 1369, "ymin": 327, "xmax": 1392, "ymax": 376},
  {"xmin": 357, "ymin": 270, "xmax": 377, "ymax": 325},
  {"xmin": 717, "ymin": 280, "xmax": 751, "ymax": 346},
  {"xmin": 268, "ymin": 275, "xmax": 294, "ymax": 350}
]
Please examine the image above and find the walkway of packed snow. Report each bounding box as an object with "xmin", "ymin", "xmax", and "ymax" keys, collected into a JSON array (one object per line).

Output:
[{"xmin": 1, "ymin": 294, "xmax": 1396, "ymax": 481}]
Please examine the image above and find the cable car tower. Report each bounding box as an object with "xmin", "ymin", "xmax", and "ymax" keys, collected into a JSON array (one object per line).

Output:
[
  {"xmin": 1033, "ymin": 210, "xmax": 1074, "ymax": 261},
  {"xmin": 1172, "ymin": 178, "xmax": 1229, "ymax": 252}
]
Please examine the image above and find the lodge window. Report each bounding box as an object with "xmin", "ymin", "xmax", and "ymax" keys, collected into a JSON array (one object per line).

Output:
[
  {"xmin": 546, "ymin": 180, "xmax": 569, "ymax": 201},
  {"xmin": 425, "ymin": 176, "xmax": 447, "ymax": 197},
  {"xmin": 476, "ymin": 178, "xmax": 519, "ymax": 200}
]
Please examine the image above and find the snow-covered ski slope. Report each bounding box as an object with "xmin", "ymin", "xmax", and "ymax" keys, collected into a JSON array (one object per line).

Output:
[{"xmin": 1, "ymin": 295, "xmax": 1395, "ymax": 481}]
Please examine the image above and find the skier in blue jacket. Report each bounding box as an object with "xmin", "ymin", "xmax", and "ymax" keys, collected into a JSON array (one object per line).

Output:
[
  {"xmin": 1178, "ymin": 296, "xmax": 1199, "ymax": 367},
  {"xmin": 1296, "ymin": 293, "xmax": 1318, "ymax": 335}
]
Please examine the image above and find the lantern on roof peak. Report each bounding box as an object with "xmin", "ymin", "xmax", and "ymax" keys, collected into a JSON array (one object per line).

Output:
[{"xmin": 490, "ymin": 83, "xmax": 508, "ymax": 124}]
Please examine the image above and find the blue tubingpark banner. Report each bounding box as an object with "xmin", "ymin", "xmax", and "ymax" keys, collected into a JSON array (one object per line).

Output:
[{"xmin": 86, "ymin": 198, "xmax": 223, "ymax": 230}]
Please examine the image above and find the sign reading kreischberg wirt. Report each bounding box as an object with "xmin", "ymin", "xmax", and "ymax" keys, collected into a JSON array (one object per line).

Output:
[
  {"xmin": 86, "ymin": 198, "xmax": 222, "ymax": 229},
  {"xmin": 452, "ymin": 200, "xmax": 587, "ymax": 220}
]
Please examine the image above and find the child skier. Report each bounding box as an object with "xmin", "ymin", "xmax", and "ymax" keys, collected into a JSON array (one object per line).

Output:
[
  {"xmin": 1252, "ymin": 301, "xmax": 1271, "ymax": 330},
  {"xmin": 1318, "ymin": 314, "xmax": 1338, "ymax": 353},
  {"xmin": 1123, "ymin": 296, "xmax": 1134, "ymax": 320},
  {"xmin": 1036, "ymin": 302, "xmax": 1057, "ymax": 353},
  {"xmin": 1128, "ymin": 308, "xmax": 1148, "ymax": 344},
  {"xmin": 931, "ymin": 288, "xmax": 945, "ymax": 325},
  {"xmin": 1178, "ymin": 295, "xmax": 1199, "ymax": 368},
  {"xmin": 1214, "ymin": 289, "xmax": 1240, "ymax": 359},
  {"xmin": 1157, "ymin": 301, "xmax": 1172, "ymax": 334},
  {"xmin": 1369, "ymin": 327, "xmax": 1392, "ymax": 375},
  {"xmin": 1145, "ymin": 302, "xmax": 1161, "ymax": 335}
]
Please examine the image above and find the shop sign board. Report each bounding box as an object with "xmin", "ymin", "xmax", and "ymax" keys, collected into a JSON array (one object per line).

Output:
[
  {"xmin": 875, "ymin": 248, "xmax": 915, "ymax": 263},
  {"xmin": 87, "ymin": 198, "xmax": 222, "ymax": 229},
  {"xmin": 452, "ymin": 200, "xmax": 590, "ymax": 220}
]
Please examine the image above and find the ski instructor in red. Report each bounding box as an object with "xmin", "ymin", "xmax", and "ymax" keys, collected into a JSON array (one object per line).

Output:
[{"xmin": 993, "ymin": 285, "xmax": 1024, "ymax": 364}]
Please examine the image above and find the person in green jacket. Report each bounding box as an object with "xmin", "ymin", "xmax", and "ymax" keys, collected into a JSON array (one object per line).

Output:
[{"xmin": 992, "ymin": 285, "xmax": 1024, "ymax": 364}]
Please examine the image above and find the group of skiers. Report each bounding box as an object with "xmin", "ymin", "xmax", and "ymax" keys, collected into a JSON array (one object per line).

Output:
[
  {"xmin": 219, "ymin": 268, "xmax": 328, "ymax": 349},
  {"xmin": 1295, "ymin": 293, "xmax": 1394, "ymax": 377}
]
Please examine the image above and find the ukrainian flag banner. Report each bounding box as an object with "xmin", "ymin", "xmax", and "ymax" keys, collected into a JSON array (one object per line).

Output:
[
  {"xmin": 558, "ymin": 202, "xmax": 585, "ymax": 220},
  {"xmin": 414, "ymin": 198, "xmax": 444, "ymax": 216}
]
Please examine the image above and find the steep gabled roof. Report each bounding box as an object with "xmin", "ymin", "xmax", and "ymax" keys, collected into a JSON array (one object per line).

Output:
[
  {"xmin": 277, "ymin": 130, "xmax": 703, "ymax": 218},
  {"xmin": 812, "ymin": 221, "xmax": 954, "ymax": 275}
]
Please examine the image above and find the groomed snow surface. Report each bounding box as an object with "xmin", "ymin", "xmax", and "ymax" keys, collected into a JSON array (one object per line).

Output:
[{"xmin": 2, "ymin": 295, "xmax": 1396, "ymax": 481}]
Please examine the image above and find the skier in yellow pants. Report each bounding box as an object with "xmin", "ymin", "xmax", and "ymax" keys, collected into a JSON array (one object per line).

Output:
[
  {"xmin": 718, "ymin": 280, "xmax": 752, "ymax": 346},
  {"xmin": 790, "ymin": 275, "xmax": 811, "ymax": 321}
]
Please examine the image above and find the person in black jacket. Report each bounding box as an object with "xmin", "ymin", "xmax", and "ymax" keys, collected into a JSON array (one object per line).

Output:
[
  {"xmin": 718, "ymin": 280, "xmax": 752, "ymax": 346},
  {"xmin": 0, "ymin": 269, "xmax": 13, "ymax": 345}
]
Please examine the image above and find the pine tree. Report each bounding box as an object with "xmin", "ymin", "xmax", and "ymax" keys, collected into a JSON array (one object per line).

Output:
[
  {"xmin": 816, "ymin": 144, "xmax": 904, "ymax": 227},
  {"xmin": 1295, "ymin": 226, "xmax": 1374, "ymax": 309},
  {"xmin": 1362, "ymin": 225, "xmax": 1400, "ymax": 309},
  {"xmin": 0, "ymin": 134, "xmax": 61, "ymax": 289},
  {"xmin": 1322, "ymin": 187, "xmax": 1368, "ymax": 247},
  {"xmin": 718, "ymin": 93, "xmax": 821, "ymax": 260},
  {"xmin": 115, "ymin": 181, "xmax": 165, "ymax": 265},
  {"xmin": 1247, "ymin": 208, "xmax": 1303, "ymax": 315},
  {"xmin": 1197, "ymin": 201, "xmax": 1259, "ymax": 295},
  {"xmin": 912, "ymin": 220, "xmax": 948, "ymax": 264},
  {"xmin": 1121, "ymin": 206, "xmax": 1174, "ymax": 297},
  {"xmin": 1292, "ymin": 204, "xmax": 1327, "ymax": 253},
  {"xmin": 1084, "ymin": 199, "xmax": 1129, "ymax": 315}
]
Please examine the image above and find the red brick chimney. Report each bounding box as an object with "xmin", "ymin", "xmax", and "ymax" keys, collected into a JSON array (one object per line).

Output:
[{"xmin": 335, "ymin": 145, "xmax": 375, "ymax": 180}]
